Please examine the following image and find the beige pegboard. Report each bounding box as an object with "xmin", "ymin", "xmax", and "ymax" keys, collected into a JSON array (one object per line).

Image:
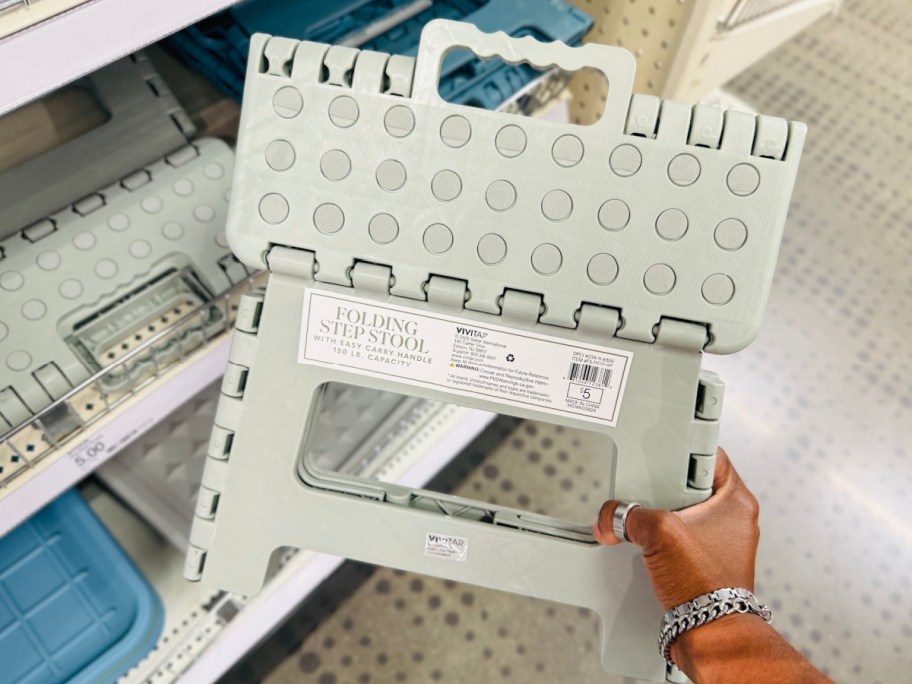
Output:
[
  {"xmin": 567, "ymin": 0, "xmax": 696, "ymax": 123},
  {"xmin": 567, "ymin": 0, "xmax": 837, "ymax": 123}
]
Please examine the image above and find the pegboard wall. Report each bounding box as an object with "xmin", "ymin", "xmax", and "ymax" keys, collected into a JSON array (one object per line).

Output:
[
  {"xmin": 567, "ymin": 0, "xmax": 695, "ymax": 123},
  {"xmin": 567, "ymin": 0, "xmax": 836, "ymax": 123}
]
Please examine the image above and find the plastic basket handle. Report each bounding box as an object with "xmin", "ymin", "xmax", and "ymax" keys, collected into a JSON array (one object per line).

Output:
[{"xmin": 411, "ymin": 19, "xmax": 635, "ymax": 133}]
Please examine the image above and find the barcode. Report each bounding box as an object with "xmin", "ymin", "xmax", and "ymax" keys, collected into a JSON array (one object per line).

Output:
[{"xmin": 568, "ymin": 362, "xmax": 611, "ymax": 387}]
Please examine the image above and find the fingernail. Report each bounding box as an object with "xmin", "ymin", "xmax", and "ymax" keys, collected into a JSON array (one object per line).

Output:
[{"xmin": 592, "ymin": 522, "xmax": 602, "ymax": 543}]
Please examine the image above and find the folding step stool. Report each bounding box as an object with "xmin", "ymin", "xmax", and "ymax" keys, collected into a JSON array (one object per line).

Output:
[{"xmin": 186, "ymin": 20, "xmax": 805, "ymax": 681}]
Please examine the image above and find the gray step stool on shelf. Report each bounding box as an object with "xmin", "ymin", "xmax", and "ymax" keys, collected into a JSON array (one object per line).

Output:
[
  {"xmin": 186, "ymin": 20, "xmax": 805, "ymax": 682},
  {"xmin": 0, "ymin": 138, "xmax": 242, "ymax": 431},
  {"xmin": 0, "ymin": 51, "xmax": 196, "ymax": 237}
]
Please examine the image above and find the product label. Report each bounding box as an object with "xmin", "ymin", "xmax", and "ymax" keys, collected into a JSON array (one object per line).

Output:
[
  {"xmin": 425, "ymin": 533, "xmax": 469, "ymax": 562},
  {"xmin": 298, "ymin": 289, "xmax": 633, "ymax": 427}
]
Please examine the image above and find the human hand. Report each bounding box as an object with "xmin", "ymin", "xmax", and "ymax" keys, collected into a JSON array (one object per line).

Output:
[{"xmin": 593, "ymin": 447, "xmax": 760, "ymax": 611}]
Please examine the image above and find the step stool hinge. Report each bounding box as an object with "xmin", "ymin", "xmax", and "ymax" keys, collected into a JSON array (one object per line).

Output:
[
  {"xmin": 576, "ymin": 303, "xmax": 622, "ymax": 338},
  {"xmin": 696, "ymin": 370, "xmax": 724, "ymax": 420},
  {"xmin": 266, "ymin": 245, "xmax": 316, "ymax": 280},
  {"xmin": 654, "ymin": 317, "xmax": 709, "ymax": 351},
  {"xmin": 350, "ymin": 261, "xmax": 393, "ymax": 295},
  {"xmin": 500, "ymin": 289, "xmax": 544, "ymax": 324},
  {"xmin": 687, "ymin": 452, "xmax": 717, "ymax": 491},
  {"xmin": 425, "ymin": 275, "xmax": 468, "ymax": 309}
]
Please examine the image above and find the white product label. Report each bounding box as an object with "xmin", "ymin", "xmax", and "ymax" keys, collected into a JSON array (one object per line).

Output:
[
  {"xmin": 425, "ymin": 533, "xmax": 468, "ymax": 562},
  {"xmin": 298, "ymin": 289, "xmax": 633, "ymax": 427}
]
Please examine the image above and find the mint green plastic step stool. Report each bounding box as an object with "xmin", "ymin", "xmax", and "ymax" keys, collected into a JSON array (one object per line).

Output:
[{"xmin": 187, "ymin": 20, "xmax": 805, "ymax": 682}]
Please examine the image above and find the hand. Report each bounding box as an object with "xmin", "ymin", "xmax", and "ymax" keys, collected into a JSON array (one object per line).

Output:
[{"xmin": 593, "ymin": 447, "xmax": 760, "ymax": 611}]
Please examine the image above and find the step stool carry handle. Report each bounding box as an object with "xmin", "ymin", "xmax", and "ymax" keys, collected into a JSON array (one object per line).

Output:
[{"xmin": 411, "ymin": 18, "xmax": 636, "ymax": 133}]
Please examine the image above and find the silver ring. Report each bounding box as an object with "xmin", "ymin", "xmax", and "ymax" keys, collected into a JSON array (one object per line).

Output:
[{"xmin": 612, "ymin": 501, "xmax": 643, "ymax": 543}]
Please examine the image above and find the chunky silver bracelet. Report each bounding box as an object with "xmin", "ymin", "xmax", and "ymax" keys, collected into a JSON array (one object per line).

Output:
[{"xmin": 658, "ymin": 587, "xmax": 772, "ymax": 667}]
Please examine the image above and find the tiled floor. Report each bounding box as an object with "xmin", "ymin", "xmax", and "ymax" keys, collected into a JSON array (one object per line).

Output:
[{"xmin": 244, "ymin": 1, "xmax": 912, "ymax": 681}]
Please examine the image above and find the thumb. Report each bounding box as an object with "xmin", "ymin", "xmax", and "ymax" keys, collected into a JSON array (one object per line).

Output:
[
  {"xmin": 595, "ymin": 500, "xmax": 685, "ymax": 555},
  {"xmin": 594, "ymin": 500, "xmax": 624, "ymax": 545}
]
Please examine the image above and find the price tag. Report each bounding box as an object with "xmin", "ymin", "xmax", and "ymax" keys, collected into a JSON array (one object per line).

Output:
[
  {"xmin": 66, "ymin": 415, "xmax": 155, "ymax": 472},
  {"xmin": 68, "ymin": 435, "xmax": 111, "ymax": 471}
]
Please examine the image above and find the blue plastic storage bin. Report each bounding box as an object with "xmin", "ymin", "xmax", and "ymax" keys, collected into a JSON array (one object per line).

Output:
[
  {"xmin": 0, "ymin": 490, "xmax": 163, "ymax": 684},
  {"xmin": 167, "ymin": 0, "xmax": 592, "ymax": 108}
]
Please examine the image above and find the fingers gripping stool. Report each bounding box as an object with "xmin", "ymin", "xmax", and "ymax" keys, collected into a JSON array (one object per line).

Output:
[{"xmin": 186, "ymin": 20, "xmax": 805, "ymax": 681}]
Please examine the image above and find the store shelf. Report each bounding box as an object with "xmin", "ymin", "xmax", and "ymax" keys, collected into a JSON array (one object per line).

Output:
[
  {"xmin": 662, "ymin": 0, "xmax": 838, "ymax": 101},
  {"xmin": 0, "ymin": 338, "xmax": 229, "ymax": 537},
  {"xmin": 0, "ymin": 274, "xmax": 265, "ymax": 537},
  {"xmin": 97, "ymin": 405, "xmax": 494, "ymax": 684},
  {"xmin": 0, "ymin": 0, "xmax": 239, "ymax": 116},
  {"xmin": 181, "ymin": 408, "xmax": 495, "ymax": 684}
]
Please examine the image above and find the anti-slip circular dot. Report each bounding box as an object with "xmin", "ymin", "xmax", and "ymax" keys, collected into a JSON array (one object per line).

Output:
[
  {"xmin": 0, "ymin": 322, "xmax": 6, "ymax": 342},
  {"xmin": 531, "ymin": 244, "xmax": 562, "ymax": 275},
  {"xmin": 162, "ymin": 222, "xmax": 184, "ymax": 240},
  {"xmin": 320, "ymin": 150, "xmax": 351, "ymax": 181},
  {"xmin": 551, "ymin": 135, "xmax": 584, "ymax": 167},
  {"xmin": 59, "ymin": 279, "xmax": 84, "ymax": 300},
  {"xmin": 21, "ymin": 299, "xmax": 46, "ymax": 321},
  {"xmin": 141, "ymin": 196, "xmax": 163, "ymax": 214},
  {"xmin": 541, "ymin": 190, "xmax": 573, "ymax": 222},
  {"xmin": 204, "ymin": 163, "xmax": 225, "ymax": 180},
  {"xmin": 215, "ymin": 231, "xmax": 229, "ymax": 248},
  {"xmin": 668, "ymin": 153, "xmax": 701, "ymax": 186},
  {"xmin": 701, "ymin": 273, "xmax": 735, "ymax": 305},
  {"xmin": 598, "ymin": 199, "xmax": 631, "ymax": 231},
  {"xmin": 314, "ymin": 204, "xmax": 345, "ymax": 234},
  {"xmin": 587, "ymin": 253, "xmax": 619, "ymax": 285},
  {"xmin": 130, "ymin": 240, "xmax": 152, "ymax": 259},
  {"xmin": 36, "ymin": 251, "xmax": 61, "ymax": 271},
  {"xmin": 369, "ymin": 214, "xmax": 399, "ymax": 244},
  {"xmin": 655, "ymin": 208, "xmax": 689, "ymax": 241},
  {"xmin": 6, "ymin": 350, "xmax": 31, "ymax": 371},
  {"xmin": 440, "ymin": 115, "xmax": 471, "ymax": 148},
  {"xmin": 266, "ymin": 140, "xmax": 296, "ymax": 171},
  {"xmin": 477, "ymin": 234, "xmax": 507, "ymax": 265},
  {"xmin": 273, "ymin": 86, "xmax": 304, "ymax": 118},
  {"xmin": 609, "ymin": 144, "xmax": 642, "ymax": 177},
  {"xmin": 423, "ymin": 224, "xmax": 454, "ymax": 254},
  {"xmin": 95, "ymin": 258, "xmax": 118, "ymax": 279},
  {"xmin": 495, "ymin": 125, "xmax": 526, "ymax": 158},
  {"xmin": 486, "ymin": 180, "xmax": 516, "ymax": 211},
  {"xmin": 108, "ymin": 213, "xmax": 130, "ymax": 231},
  {"xmin": 727, "ymin": 163, "xmax": 761, "ymax": 196},
  {"xmin": 644, "ymin": 263, "xmax": 676, "ymax": 295},
  {"xmin": 194, "ymin": 204, "xmax": 215, "ymax": 223},
  {"xmin": 173, "ymin": 178, "xmax": 195, "ymax": 196},
  {"xmin": 73, "ymin": 231, "xmax": 96, "ymax": 249},
  {"xmin": 376, "ymin": 160, "xmax": 407, "ymax": 192},
  {"xmin": 715, "ymin": 218, "xmax": 748, "ymax": 250},
  {"xmin": 329, "ymin": 95, "xmax": 359, "ymax": 128},
  {"xmin": 384, "ymin": 106, "xmax": 415, "ymax": 138},
  {"xmin": 431, "ymin": 170, "xmax": 462, "ymax": 202},
  {"xmin": 259, "ymin": 193, "xmax": 290, "ymax": 224},
  {"xmin": 1, "ymin": 271, "xmax": 24, "ymax": 291}
]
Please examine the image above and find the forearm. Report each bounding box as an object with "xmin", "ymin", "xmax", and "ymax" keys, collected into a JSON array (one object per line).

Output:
[{"xmin": 670, "ymin": 615, "xmax": 832, "ymax": 684}]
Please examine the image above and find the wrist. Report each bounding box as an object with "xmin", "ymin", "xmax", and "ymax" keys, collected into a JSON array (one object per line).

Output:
[
  {"xmin": 660, "ymin": 587, "xmax": 771, "ymax": 668},
  {"xmin": 671, "ymin": 613, "xmax": 832, "ymax": 684},
  {"xmin": 669, "ymin": 613, "xmax": 762, "ymax": 672}
]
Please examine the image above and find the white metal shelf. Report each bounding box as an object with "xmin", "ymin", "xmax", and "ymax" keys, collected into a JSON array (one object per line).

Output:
[
  {"xmin": 0, "ymin": 0, "xmax": 239, "ymax": 116},
  {"xmin": 181, "ymin": 408, "xmax": 495, "ymax": 684},
  {"xmin": 0, "ymin": 337, "xmax": 231, "ymax": 536},
  {"xmin": 102, "ymin": 406, "xmax": 494, "ymax": 684},
  {"xmin": 0, "ymin": 274, "xmax": 265, "ymax": 537}
]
